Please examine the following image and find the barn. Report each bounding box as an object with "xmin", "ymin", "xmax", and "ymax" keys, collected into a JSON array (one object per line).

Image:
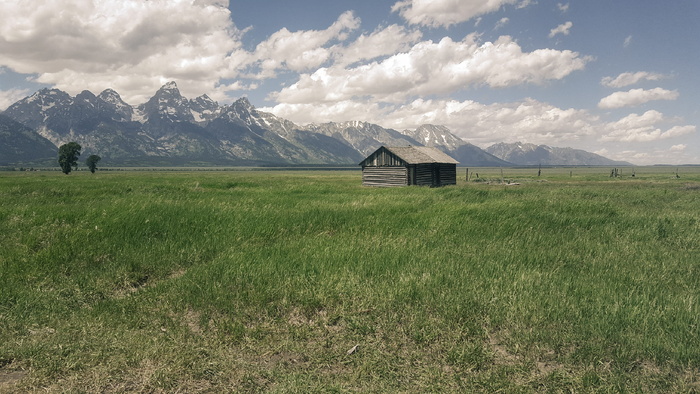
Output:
[{"xmin": 359, "ymin": 146, "xmax": 459, "ymax": 187}]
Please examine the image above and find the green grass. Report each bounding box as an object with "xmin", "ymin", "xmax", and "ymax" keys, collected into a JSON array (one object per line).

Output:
[{"xmin": 1, "ymin": 168, "xmax": 700, "ymax": 392}]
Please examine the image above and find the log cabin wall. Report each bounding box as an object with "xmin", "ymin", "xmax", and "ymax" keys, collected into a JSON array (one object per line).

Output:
[
  {"xmin": 409, "ymin": 164, "xmax": 457, "ymax": 186},
  {"xmin": 361, "ymin": 166, "xmax": 408, "ymax": 187},
  {"xmin": 439, "ymin": 164, "xmax": 457, "ymax": 186},
  {"xmin": 414, "ymin": 164, "xmax": 434, "ymax": 186}
]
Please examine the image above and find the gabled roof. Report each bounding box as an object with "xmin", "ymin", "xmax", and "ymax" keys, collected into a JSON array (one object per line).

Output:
[{"xmin": 362, "ymin": 146, "xmax": 459, "ymax": 165}]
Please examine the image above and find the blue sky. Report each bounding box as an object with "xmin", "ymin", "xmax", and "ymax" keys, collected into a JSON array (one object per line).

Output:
[{"xmin": 0, "ymin": 0, "xmax": 698, "ymax": 164}]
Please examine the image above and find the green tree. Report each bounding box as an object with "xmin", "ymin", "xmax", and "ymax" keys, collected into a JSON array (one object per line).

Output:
[
  {"xmin": 58, "ymin": 142, "xmax": 81, "ymax": 174},
  {"xmin": 85, "ymin": 154, "xmax": 101, "ymax": 174}
]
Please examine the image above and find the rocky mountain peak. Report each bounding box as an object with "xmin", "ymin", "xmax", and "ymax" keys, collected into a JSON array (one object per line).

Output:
[
  {"xmin": 75, "ymin": 90, "xmax": 99, "ymax": 105},
  {"xmin": 3, "ymin": 88, "xmax": 74, "ymax": 129},
  {"xmin": 405, "ymin": 124, "xmax": 466, "ymax": 150},
  {"xmin": 137, "ymin": 82, "xmax": 193, "ymax": 123},
  {"xmin": 309, "ymin": 121, "xmax": 421, "ymax": 156},
  {"xmin": 161, "ymin": 81, "xmax": 179, "ymax": 91},
  {"xmin": 232, "ymin": 97, "xmax": 253, "ymax": 111},
  {"xmin": 1, "ymin": 82, "xmax": 632, "ymax": 167},
  {"xmin": 192, "ymin": 94, "xmax": 216, "ymax": 107},
  {"xmin": 98, "ymin": 88, "xmax": 133, "ymax": 122},
  {"xmin": 25, "ymin": 88, "xmax": 73, "ymax": 107},
  {"xmin": 189, "ymin": 94, "xmax": 221, "ymax": 124},
  {"xmin": 220, "ymin": 97, "xmax": 256, "ymax": 124},
  {"xmin": 336, "ymin": 120, "xmax": 370, "ymax": 130},
  {"xmin": 485, "ymin": 141, "xmax": 630, "ymax": 166},
  {"xmin": 98, "ymin": 88, "xmax": 122, "ymax": 103}
]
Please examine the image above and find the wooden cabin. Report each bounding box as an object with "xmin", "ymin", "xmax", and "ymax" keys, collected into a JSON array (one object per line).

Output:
[{"xmin": 359, "ymin": 146, "xmax": 459, "ymax": 187}]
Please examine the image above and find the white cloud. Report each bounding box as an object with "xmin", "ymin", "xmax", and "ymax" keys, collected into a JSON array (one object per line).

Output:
[
  {"xmin": 624, "ymin": 35, "xmax": 633, "ymax": 47},
  {"xmin": 242, "ymin": 11, "xmax": 360, "ymax": 79},
  {"xmin": 263, "ymin": 100, "xmax": 387, "ymax": 127},
  {"xmin": 610, "ymin": 146, "xmax": 698, "ymax": 166},
  {"xmin": 495, "ymin": 18, "xmax": 510, "ymax": 30},
  {"xmin": 266, "ymin": 97, "xmax": 599, "ymax": 147},
  {"xmin": 272, "ymin": 35, "xmax": 590, "ymax": 104},
  {"xmin": 670, "ymin": 144, "xmax": 687, "ymax": 151},
  {"xmin": 0, "ymin": 2, "xmax": 366, "ymax": 104},
  {"xmin": 557, "ymin": 3, "xmax": 569, "ymax": 12},
  {"xmin": 334, "ymin": 24, "xmax": 423, "ymax": 67},
  {"xmin": 598, "ymin": 87, "xmax": 679, "ymax": 109},
  {"xmin": 266, "ymin": 92, "xmax": 696, "ymax": 160},
  {"xmin": 664, "ymin": 125, "xmax": 697, "ymax": 138},
  {"xmin": 549, "ymin": 21, "xmax": 573, "ymax": 38},
  {"xmin": 384, "ymin": 98, "xmax": 598, "ymax": 146},
  {"xmin": 601, "ymin": 110, "xmax": 695, "ymax": 142},
  {"xmin": 601, "ymin": 71, "xmax": 668, "ymax": 88},
  {"xmin": 0, "ymin": 88, "xmax": 31, "ymax": 111},
  {"xmin": 391, "ymin": 0, "xmax": 530, "ymax": 28},
  {"xmin": 0, "ymin": 0, "xmax": 242, "ymax": 104}
]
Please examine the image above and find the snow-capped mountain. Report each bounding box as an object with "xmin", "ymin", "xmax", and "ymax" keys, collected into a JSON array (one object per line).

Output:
[
  {"xmin": 2, "ymin": 82, "xmax": 363, "ymax": 165},
  {"xmin": 401, "ymin": 124, "xmax": 510, "ymax": 166},
  {"xmin": 97, "ymin": 89, "xmax": 133, "ymax": 122},
  {"xmin": 309, "ymin": 121, "xmax": 420, "ymax": 156},
  {"xmin": 137, "ymin": 81, "xmax": 196, "ymax": 124},
  {"xmin": 205, "ymin": 97, "xmax": 361, "ymax": 164},
  {"xmin": 402, "ymin": 124, "xmax": 465, "ymax": 151},
  {"xmin": 1, "ymin": 82, "xmax": 630, "ymax": 167},
  {"xmin": 486, "ymin": 142, "xmax": 631, "ymax": 166},
  {"xmin": 5, "ymin": 87, "xmax": 162, "ymax": 161},
  {"xmin": 4, "ymin": 88, "xmax": 75, "ymax": 132},
  {"xmin": 189, "ymin": 94, "xmax": 222, "ymax": 124}
]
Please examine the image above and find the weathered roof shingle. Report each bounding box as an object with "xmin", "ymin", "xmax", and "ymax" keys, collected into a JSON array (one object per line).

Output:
[{"xmin": 382, "ymin": 146, "xmax": 459, "ymax": 164}]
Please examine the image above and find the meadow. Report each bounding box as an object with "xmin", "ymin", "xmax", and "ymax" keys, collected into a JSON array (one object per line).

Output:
[{"xmin": 1, "ymin": 167, "xmax": 699, "ymax": 392}]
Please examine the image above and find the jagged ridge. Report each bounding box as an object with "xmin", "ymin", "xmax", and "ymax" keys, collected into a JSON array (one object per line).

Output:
[
  {"xmin": 486, "ymin": 142, "xmax": 631, "ymax": 166},
  {"xmin": 1, "ymin": 82, "xmax": 628, "ymax": 167}
]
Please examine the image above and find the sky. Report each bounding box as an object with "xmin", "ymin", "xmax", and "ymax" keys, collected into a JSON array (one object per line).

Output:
[{"xmin": 0, "ymin": 0, "xmax": 698, "ymax": 165}]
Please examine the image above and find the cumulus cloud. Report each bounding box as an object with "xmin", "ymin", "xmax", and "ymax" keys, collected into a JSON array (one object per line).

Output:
[
  {"xmin": 263, "ymin": 100, "xmax": 387, "ymax": 127},
  {"xmin": 266, "ymin": 92, "xmax": 696, "ymax": 160},
  {"xmin": 495, "ymin": 18, "xmax": 510, "ymax": 30},
  {"xmin": 601, "ymin": 110, "xmax": 695, "ymax": 142},
  {"xmin": 391, "ymin": 0, "xmax": 531, "ymax": 28},
  {"xmin": 0, "ymin": 88, "xmax": 31, "ymax": 111},
  {"xmin": 612, "ymin": 145, "xmax": 698, "ymax": 165},
  {"xmin": 334, "ymin": 24, "xmax": 423, "ymax": 67},
  {"xmin": 0, "ymin": 2, "xmax": 367, "ymax": 104},
  {"xmin": 549, "ymin": 21, "xmax": 573, "ymax": 38},
  {"xmin": 272, "ymin": 35, "xmax": 590, "ymax": 104},
  {"xmin": 557, "ymin": 3, "xmax": 569, "ymax": 12},
  {"xmin": 670, "ymin": 144, "xmax": 686, "ymax": 151},
  {"xmin": 241, "ymin": 11, "xmax": 360, "ymax": 79},
  {"xmin": 0, "ymin": 0, "xmax": 242, "ymax": 103},
  {"xmin": 601, "ymin": 71, "xmax": 668, "ymax": 88},
  {"xmin": 598, "ymin": 87, "xmax": 679, "ymax": 109},
  {"xmin": 266, "ymin": 97, "xmax": 599, "ymax": 147},
  {"xmin": 384, "ymin": 98, "xmax": 598, "ymax": 145}
]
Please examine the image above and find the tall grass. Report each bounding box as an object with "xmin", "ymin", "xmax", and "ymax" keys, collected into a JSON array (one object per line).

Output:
[{"xmin": 1, "ymin": 168, "xmax": 699, "ymax": 391}]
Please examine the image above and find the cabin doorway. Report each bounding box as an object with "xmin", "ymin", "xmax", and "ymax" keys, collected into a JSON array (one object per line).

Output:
[{"xmin": 432, "ymin": 165, "xmax": 441, "ymax": 187}]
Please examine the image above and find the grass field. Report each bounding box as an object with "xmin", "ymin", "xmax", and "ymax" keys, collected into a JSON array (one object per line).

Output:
[{"xmin": 1, "ymin": 167, "xmax": 699, "ymax": 392}]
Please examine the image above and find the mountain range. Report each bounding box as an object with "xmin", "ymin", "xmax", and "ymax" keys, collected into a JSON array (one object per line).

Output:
[{"xmin": 0, "ymin": 82, "xmax": 630, "ymax": 167}]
